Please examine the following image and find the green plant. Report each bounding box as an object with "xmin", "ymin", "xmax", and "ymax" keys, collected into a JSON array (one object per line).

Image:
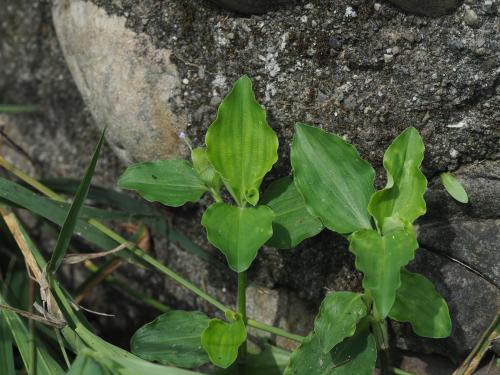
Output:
[
  {"xmin": 0, "ymin": 76, "xmax": 465, "ymax": 375},
  {"xmin": 118, "ymin": 75, "xmax": 454, "ymax": 374}
]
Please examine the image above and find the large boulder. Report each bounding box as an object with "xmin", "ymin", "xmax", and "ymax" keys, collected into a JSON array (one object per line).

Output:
[{"xmin": 1, "ymin": 0, "xmax": 499, "ymax": 362}]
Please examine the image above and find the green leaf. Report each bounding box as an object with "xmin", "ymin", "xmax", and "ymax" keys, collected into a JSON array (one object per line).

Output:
[
  {"xmin": 67, "ymin": 351, "xmax": 108, "ymax": 375},
  {"xmin": 0, "ymin": 315, "xmax": 15, "ymax": 375},
  {"xmin": 214, "ymin": 345, "xmax": 290, "ymax": 375},
  {"xmin": 314, "ymin": 292, "xmax": 368, "ymax": 353},
  {"xmin": 118, "ymin": 160, "xmax": 207, "ymax": 207},
  {"xmin": 47, "ymin": 130, "xmax": 105, "ymax": 273},
  {"xmin": 201, "ymin": 314, "xmax": 247, "ymax": 369},
  {"xmin": 285, "ymin": 320, "xmax": 376, "ymax": 375},
  {"xmin": 291, "ymin": 123, "xmax": 375, "ymax": 234},
  {"xmin": 0, "ymin": 104, "xmax": 39, "ymax": 113},
  {"xmin": 389, "ymin": 270, "xmax": 451, "ymax": 338},
  {"xmin": 440, "ymin": 172, "xmax": 469, "ymax": 204},
  {"xmin": 349, "ymin": 228, "xmax": 418, "ymax": 318},
  {"xmin": 205, "ymin": 75, "xmax": 279, "ymax": 206},
  {"xmin": 368, "ymin": 127, "xmax": 427, "ymax": 231},
  {"xmin": 131, "ymin": 310, "xmax": 210, "ymax": 368},
  {"xmin": 201, "ymin": 203, "xmax": 274, "ymax": 272},
  {"xmin": 0, "ymin": 292, "xmax": 65, "ymax": 375},
  {"xmin": 191, "ymin": 147, "xmax": 222, "ymax": 192},
  {"xmin": 261, "ymin": 176, "xmax": 323, "ymax": 249}
]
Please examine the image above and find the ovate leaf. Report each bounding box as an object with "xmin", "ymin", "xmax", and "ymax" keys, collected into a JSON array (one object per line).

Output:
[
  {"xmin": 368, "ymin": 127, "xmax": 427, "ymax": 230},
  {"xmin": 191, "ymin": 147, "xmax": 222, "ymax": 192},
  {"xmin": 48, "ymin": 130, "xmax": 105, "ymax": 273},
  {"xmin": 389, "ymin": 270, "xmax": 451, "ymax": 338},
  {"xmin": 205, "ymin": 75, "xmax": 279, "ymax": 206},
  {"xmin": 291, "ymin": 123, "xmax": 375, "ymax": 234},
  {"xmin": 201, "ymin": 203, "xmax": 274, "ymax": 272},
  {"xmin": 201, "ymin": 314, "xmax": 247, "ymax": 369},
  {"xmin": 314, "ymin": 292, "xmax": 368, "ymax": 353},
  {"xmin": 261, "ymin": 176, "xmax": 323, "ymax": 249},
  {"xmin": 131, "ymin": 310, "xmax": 210, "ymax": 368},
  {"xmin": 118, "ymin": 160, "xmax": 207, "ymax": 207},
  {"xmin": 349, "ymin": 228, "xmax": 418, "ymax": 318},
  {"xmin": 440, "ymin": 172, "xmax": 468, "ymax": 204},
  {"xmin": 285, "ymin": 321, "xmax": 376, "ymax": 375}
]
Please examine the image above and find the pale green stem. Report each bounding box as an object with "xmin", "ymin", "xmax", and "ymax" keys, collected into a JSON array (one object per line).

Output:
[{"xmin": 237, "ymin": 272, "xmax": 247, "ymax": 362}]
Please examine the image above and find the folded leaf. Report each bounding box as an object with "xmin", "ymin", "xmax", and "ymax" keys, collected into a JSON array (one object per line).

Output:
[
  {"xmin": 201, "ymin": 203, "xmax": 274, "ymax": 272},
  {"xmin": 285, "ymin": 320, "xmax": 376, "ymax": 375},
  {"xmin": 205, "ymin": 75, "xmax": 278, "ymax": 206},
  {"xmin": 389, "ymin": 270, "xmax": 451, "ymax": 338},
  {"xmin": 440, "ymin": 172, "xmax": 468, "ymax": 204},
  {"xmin": 314, "ymin": 292, "xmax": 368, "ymax": 353},
  {"xmin": 191, "ymin": 147, "xmax": 222, "ymax": 192},
  {"xmin": 291, "ymin": 123, "xmax": 375, "ymax": 234},
  {"xmin": 261, "ymin": 176, "xmax": 323, "ymax": 249},
  {"xmin": 201, "ymin": 315, "xmax": 247, "ymax": 369},
  {"xmin": 131, "ymin": 310, "xmax": 210, "ymax": 368},
  {"xmin": 349, "ymin": 228, "xmax": 418, "ymax": 318},
  {"xmin": 368, "ymin": 127, "xmax": 427, "ymax": 231},
  {"xmin": 118, "ymin": 160, "xmax": 207, "ymax": 207}
]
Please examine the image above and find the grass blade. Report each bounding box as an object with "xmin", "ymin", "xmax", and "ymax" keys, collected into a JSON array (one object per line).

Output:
[
  {"xmin": 0, "ymin": 314, "xmax": 15, "ymax": 375},
  {"xmin": 47, "ymin": 131, "xmax": 105, "ymax": 273},
  {"xmin": 0, "ymin": 104, "xmax": 39, "ymax": 113}
]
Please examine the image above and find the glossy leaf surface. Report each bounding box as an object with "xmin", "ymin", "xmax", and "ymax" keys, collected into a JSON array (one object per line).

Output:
[
  {"xmin": 314, "ymin": 292, "xmax": 368, "ymax": 353},
  {"xmin": 118, "ymin": 160, "xmax": 207, "ymax": 207},
  {"xmin": 440, "ymin": 172, "xmax": 468, "ymax": 204},
  {"xmin": 369, "ymin": 127, "xmax": 427, "ymax": 230},
  {"xmin": 349, "ymin": 228, "xmax": 418, "ymax": 318},
  {"xmin": 261, "ymin": 176, "xmax": 323, "ymax": 249},
  {"xmin": 131, "ymin": 310, "xmax": 210, "ymax": 368},
  {"xmin": 285, "ymin": 321, "xmax": 376, "ymax": 375},
  {"xmin": 201, "ymin": 203, "xmax": 274, "ymax": 272},
  {"xmin": 201, "ymin": 315, "xmax": 246, "ymax": 368},
  {"xmin": 205, "ymin": 75, "xmax": 278, "ymax": 206},
  {"xmin": 390, "ymin": 270, "xmax": 451, "ymax": 338},
  {"xmin": 291, "ymin": 123, "xmax": 375, "ymax": 234},
  {"xmin": 191, "ymin": 147, "xmax": 222, "ymax": 192}
]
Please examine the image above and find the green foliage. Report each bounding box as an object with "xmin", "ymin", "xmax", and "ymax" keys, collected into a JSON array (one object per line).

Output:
[
  {"xmin": 48, "ymin": 130, "xmax": 105, "ymax": 273},
  {"xmin": 202, "ymin": 203, "xmax": 274, "ymax": 272},
  {"xmin": 368, "ymin": 127, "xmax": 427, "ymax": 231},
  {"xmin": 0, "ymin": 315, "xmax": 15, "ymax": 375},
  {"xmin": 313, "ymin": 292, "xmax": 368, "ymax": 353},
  {"xmin": 131, "ymin": 311, "xmax": 210, "ymax": 368},
  {"xmin": 440, "ymin": 172, "xmax": 469, "ymax": 203},
  {"xmin": 261, "ymin": 176, "xmax": 323, "ymax": 249},
  {"xmin": 118, "ymin": 160, "xmax": 208, "ymax": 207},
  {"xmin": 201, "ymin": 313, "xmax": 247, "ymax": 368},
  {"xmin": 291, "ymin": 123, "xmax": 375, "ymax": 234},
  {"xmin": 349, "ymin": 228, "xmax": 418, "ymax": 319},
  {"xmin": 191, "ymin": 147, "xmax": 222, "ymax": 193},
  {"xmin": 205, "ymin": 75, "xmax": 278, "ymax": 206},
  {"xmin": 389, "ymin": 270, "xmax": 451, "ymax": 338},
  {"xmin": 285, "ymin": 320, "xmax": 376, "ymax": 375}
]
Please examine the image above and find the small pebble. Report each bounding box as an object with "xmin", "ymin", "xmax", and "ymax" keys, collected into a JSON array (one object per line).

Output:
[
  {"xmin": 182, "ymin": 78, "xmax": 189, "ymax": 85},
  {"xmin": 464, "ymin": 9, "xmax": 479, "ymax": 27},
  {"xmin": 374, "ymin": 3, "xmax": 381, "ymax": 11},
  {"xmin": 384, "ymin": 54, "xmax": 394, "ymax": 63}
]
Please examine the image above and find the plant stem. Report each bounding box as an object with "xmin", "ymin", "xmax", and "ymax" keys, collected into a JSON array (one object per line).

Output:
[
  {"xmin": 247, "ymin": 319, "xmax": 304, "ymax": 342},
  {"xmin": 237, "ymin": 272, "xmax": 247, "ymax": 362},
  {"xmin": 372, "ymin": 317, "xmax": 391, "ymax": 375},
  {"xmin": 392, "ymin": 368, "xmax": 416, "ymax": 375}
]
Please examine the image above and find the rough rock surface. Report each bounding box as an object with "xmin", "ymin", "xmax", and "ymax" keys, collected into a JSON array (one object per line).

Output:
[{"xmin": 0, "ymin": 0, "xmax": 499, "ymax": 363}]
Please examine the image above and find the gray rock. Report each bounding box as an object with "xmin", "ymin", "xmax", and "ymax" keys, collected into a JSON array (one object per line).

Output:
[
  {"xmin": 464, "ymin": 9, "xmax": 480, "ymax": 27},
  {"xmin": 52, "ymin": 0, "xmax": 188, "ymax": 163},
  {"xmin": 387, "ymin": 0, "xmax": 461, "ymax": 16},
  {"xmin": 209, "ymin": 0, "xmax": 292, "ymax": 15}
]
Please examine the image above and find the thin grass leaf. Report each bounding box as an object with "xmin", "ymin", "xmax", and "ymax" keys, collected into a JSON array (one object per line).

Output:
[
  {"xmin": 0, "ymin": 314, "xmax": 15, "ymax": 375},
  {"xmin": 0, "ymin": 291, "xmax": 65, "ymax": 375},
  {"xmin": 48, "ymin": 131, "xmax": 105, "ymax": 273},
  {"xmin": 0, "ymin": 104, "xmax": 39, "ymax": 113}
]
